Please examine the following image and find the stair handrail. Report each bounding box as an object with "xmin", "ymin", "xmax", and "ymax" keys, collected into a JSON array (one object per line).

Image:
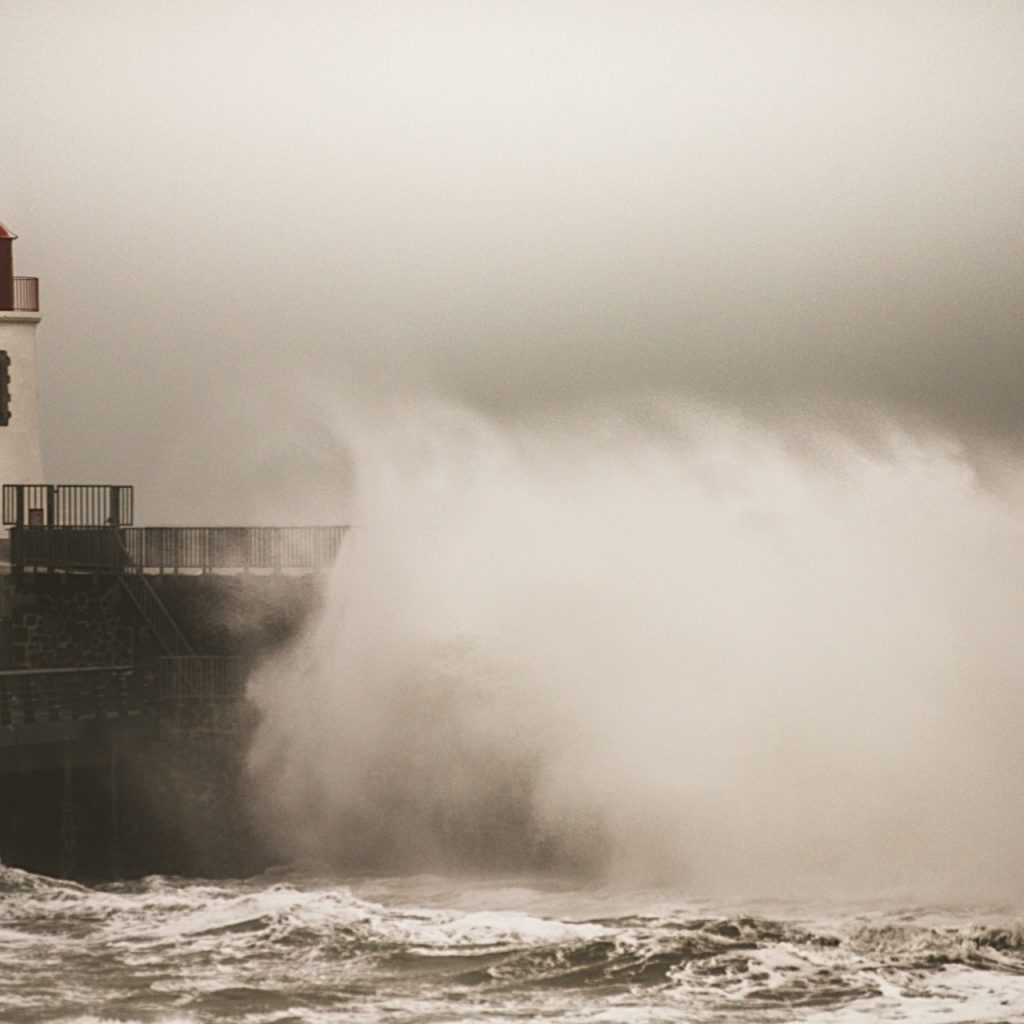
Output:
[{"xmin": 112, "ymin": 529, "xmax": 195, "ymax": 657}]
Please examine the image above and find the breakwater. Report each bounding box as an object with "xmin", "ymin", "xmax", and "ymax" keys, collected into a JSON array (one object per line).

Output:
[{"xmin": 0, "ymin": 499, "xmax": 344, "ymax": 880}]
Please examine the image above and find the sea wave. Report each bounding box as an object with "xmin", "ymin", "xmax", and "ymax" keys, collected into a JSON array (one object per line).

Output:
[{"xmin": 4, "ymin": 870, "xmax": 1024, "ymax": 1023}]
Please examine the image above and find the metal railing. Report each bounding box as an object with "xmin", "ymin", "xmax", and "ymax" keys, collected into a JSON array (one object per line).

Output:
[
  {"xmin": 121, "ymin": 525, "xmax": 348, "ymax": 572},
  {"xmin": 158, "ymin": 656, "xmax": 249, "ymax": 734},
  {"xmin": 11, "ymin": 276, "xmax": 38, "ymax": 312},
  {"xmin": 9, "ymin": 524, "xmax": 348, "ymax": 573},
  {"xmin": 0, "ymin": 658, "xmax": 248, "ymax": 729},
  {"xmin": 0, "ymin": 665, "xmax": 155, "ymax": 727},
  {"xmin": 160, "ymin": 656, "xmax": 246, "ymax": 702},
  {"xmin": 3, "ymin": 484, "xmax": 134, "ymax": 527}
]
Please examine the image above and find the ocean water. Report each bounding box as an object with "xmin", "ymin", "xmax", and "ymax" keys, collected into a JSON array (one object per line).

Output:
[{"xmin": 3, "ymin": 866, "xmax": 1024, "ymax": 1024}]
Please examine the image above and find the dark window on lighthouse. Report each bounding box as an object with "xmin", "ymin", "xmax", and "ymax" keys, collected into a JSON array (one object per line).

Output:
[{"xmin": 0, "ymin": 351, "xmax": 9, "ymax": 426}]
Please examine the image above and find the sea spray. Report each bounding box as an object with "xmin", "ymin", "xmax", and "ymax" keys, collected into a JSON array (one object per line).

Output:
[{"xmin": 248, "ymin": 398, "xmax": 1024, "ymax": 898}]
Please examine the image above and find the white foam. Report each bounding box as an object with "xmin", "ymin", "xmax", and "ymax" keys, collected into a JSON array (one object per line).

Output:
[
  {"xmin": 806, "ymin": 963, "xmax": 1024, "ymax": 1023},
  {"xmin": 399, "ymin": 909, "xmax": 609, "ymax": 950}
]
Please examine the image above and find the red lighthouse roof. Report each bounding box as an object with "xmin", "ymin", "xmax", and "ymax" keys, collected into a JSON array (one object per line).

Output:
[{"xmin": 0, "ymin": 223, "xmax": 16, "ymax": 240}]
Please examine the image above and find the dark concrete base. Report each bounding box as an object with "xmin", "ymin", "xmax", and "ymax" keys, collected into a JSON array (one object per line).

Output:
[{"xmin": 0, "ymin": 732, "xmax": 270, "ymax": 881}]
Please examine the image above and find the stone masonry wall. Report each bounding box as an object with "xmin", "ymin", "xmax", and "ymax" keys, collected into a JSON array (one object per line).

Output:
[
  {"xmin": 2, "ymin": 572, "xmax": 323, "ymax": 670},
  {"xmin": 9, "ymin": 576, "xmax": 137, "ymax": 668}
]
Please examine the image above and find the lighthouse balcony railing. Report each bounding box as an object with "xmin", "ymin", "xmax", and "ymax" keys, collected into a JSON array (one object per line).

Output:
[
  {"xmin": 11, "ymin": 276, "xmax": 39, "ymax": 312},
  {"xmin": 2, "ymin": 484, "xmax": 134, "ymax": 528},
  {"xmin": 8, "ymin": 524, "xmax": 348, "ymax": 574}
]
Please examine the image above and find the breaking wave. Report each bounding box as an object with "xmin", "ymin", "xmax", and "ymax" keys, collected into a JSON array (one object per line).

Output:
[{"xmin": 5, "ymin": 866, "xmax": 1024, "ymax": 1022}]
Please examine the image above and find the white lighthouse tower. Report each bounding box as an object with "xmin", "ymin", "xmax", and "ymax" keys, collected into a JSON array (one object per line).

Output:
[{"xmin": 0, "ymin": 222, "xmax": 44, "ymax": 500}]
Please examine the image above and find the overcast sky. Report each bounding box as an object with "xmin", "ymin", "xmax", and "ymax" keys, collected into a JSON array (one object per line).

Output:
[{"xmin": 1, "ymin": 1, "xmax": 1022, "ymax": 522}]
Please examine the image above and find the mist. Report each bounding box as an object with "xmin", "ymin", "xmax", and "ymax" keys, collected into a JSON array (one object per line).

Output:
[{"xmin": 249, "ymin": 398, "xmax": 1024, "ymax": 899}]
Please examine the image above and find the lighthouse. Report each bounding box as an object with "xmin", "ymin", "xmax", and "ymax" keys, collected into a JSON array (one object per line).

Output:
[{"xmin": 0, "ymin": 223, "xmax": 44, "ymax": 498}]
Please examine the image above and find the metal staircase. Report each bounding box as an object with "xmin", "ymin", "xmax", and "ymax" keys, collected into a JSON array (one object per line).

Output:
[{"xmin": 113, "ymin": 531, "xmax": 195, "ymax": 657}]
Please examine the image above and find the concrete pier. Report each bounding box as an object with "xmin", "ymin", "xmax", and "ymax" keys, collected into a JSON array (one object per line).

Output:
[{"xmin": 0, "ymin": 516, "xmax": 340, "ymax": 880}]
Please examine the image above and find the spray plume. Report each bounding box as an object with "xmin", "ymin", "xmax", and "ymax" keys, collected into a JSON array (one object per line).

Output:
[{"xmin": 249, "ymin": 398, "xmax": 1024, "ymax": 900}]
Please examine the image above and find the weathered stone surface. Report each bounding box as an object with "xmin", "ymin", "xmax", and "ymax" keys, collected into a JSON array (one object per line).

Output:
[{"xmin": 8, "ymin": 578, "xmax": 135, "ymax": 668}]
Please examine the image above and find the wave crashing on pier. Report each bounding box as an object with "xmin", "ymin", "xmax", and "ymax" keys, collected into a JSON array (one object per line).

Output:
[{"xmin": 248, "ymin": 400, "xmax": 1024, "ymax": 900}]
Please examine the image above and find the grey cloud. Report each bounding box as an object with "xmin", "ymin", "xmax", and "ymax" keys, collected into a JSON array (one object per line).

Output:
[{"xmin": 1, "ymin": 1, "xmax": 1022, "ymax": 516}]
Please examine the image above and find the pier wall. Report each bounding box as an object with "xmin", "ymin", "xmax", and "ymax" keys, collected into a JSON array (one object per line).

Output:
[
  {"xmin": 0, "ymin": 733, "xmax": 265, "ymax": 879},
  {"xmin": 6, "ymin": 576, "xmax": 136, "ymax": 668},
  {"xmin": 0, "ymin": 570, "xmax": 326, "ymax": 880},
  {"xmin": 1, "ymin": 572, "xmax": 323, "ymax": 669}
]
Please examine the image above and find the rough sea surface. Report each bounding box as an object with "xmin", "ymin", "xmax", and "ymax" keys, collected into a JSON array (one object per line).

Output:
[{"xmin": 4, "ymin": 865, "xmax": 1024, "ymax": 1023}]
